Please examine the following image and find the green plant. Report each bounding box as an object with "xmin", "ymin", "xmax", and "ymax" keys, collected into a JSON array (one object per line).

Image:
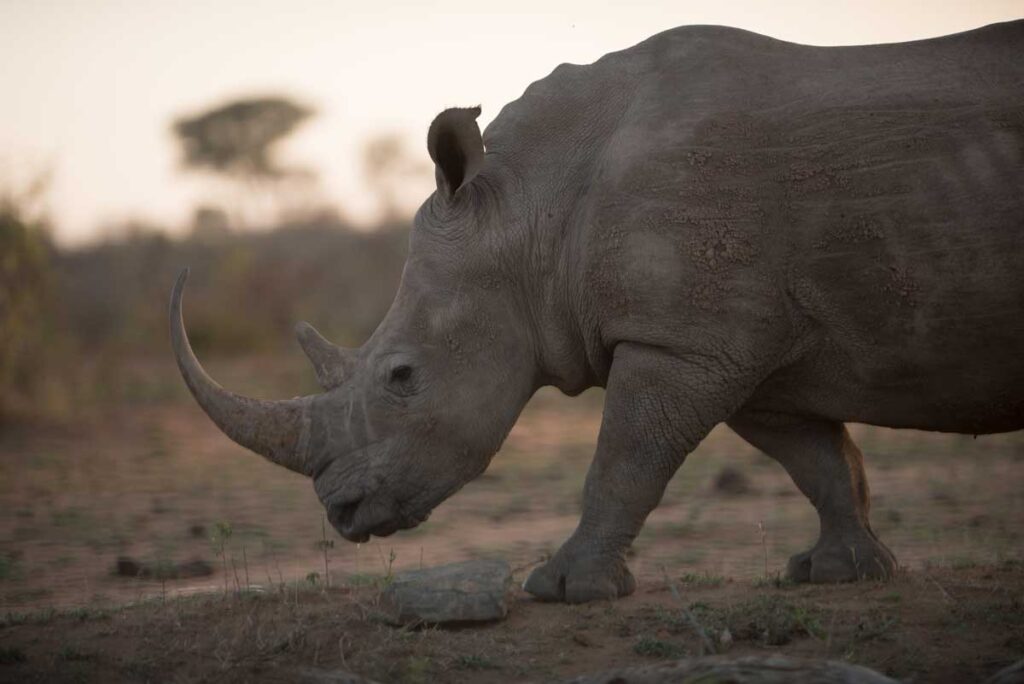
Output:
[
  {"xmin": 664, "ymin": 577, "xmax": 718, "ymax": 655},
  {"xmin": 734, "ymin": 596, "xmax": 824, "ymax": 645},
  {"xmin": 316, "ymin": 516, "xmax": 334, "ymax": 589},
  {"xmin": 633, "ymin": 636, "xmax": 686, "ymax": 658},
  {"xmin": 51, "ymin": 507, "xmax": 88, "ymax": 529},
  {"xmin": 0, "ymin": 552, "xmax": 23, "ymax": 581},
  {"xmin": 66, "ymin": 607, "xmax": 114, "ymax": 622},
  {"xmin": 211, "ymin": 521, "xmax": 233, "ymax": 595},
  {"xmin": 456, "ymin": 654, "xmax": 500, "ymax": 670},
  {"xmin": 757, "ymin": 520, "xmax": 769, "ymax": 579},
  {"xmin": 404, "ymin": 655, "xmax": 432, "ymax": 683},
  {"xmin": 378, "ymin": 547, "xmax": 397, "ymax": 584},
  {"xmin": 678, "ymin": 571, "xmax": 725, "ymax": 588},
  {"xmin": 852, "ymin": 612, "xmax": 900, "ymax": 644},
  {"xmin": 58, "ymin": 645, "xmax": 94, "ymax": 662},
  {"xmin": 753, "ymin": 572, "xmax": 797, "ymax": 589},
  {"xmin": 346, "ymin": 573, "xmax": 385, "ymax": 588}
]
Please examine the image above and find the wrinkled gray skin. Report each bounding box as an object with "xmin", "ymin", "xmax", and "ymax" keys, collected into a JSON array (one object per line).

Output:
[{"xmin": 171, "ymin": 21, "xmax": 1024, "ymax": 603}]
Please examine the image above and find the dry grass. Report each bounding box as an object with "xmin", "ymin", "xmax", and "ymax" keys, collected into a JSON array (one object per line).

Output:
[{"xmin": 1, "ymin": 562, "xmax": 1022, "ymax": 682}]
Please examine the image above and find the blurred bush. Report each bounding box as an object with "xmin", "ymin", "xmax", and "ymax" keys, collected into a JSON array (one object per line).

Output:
[
  {"xmin": 0, "ymin": 186, "xmax": 56, "ymax": 421},
  {"xmin": 60, "ymin": 214, "xmax": 409, "ymax": 359},
  {"xmin": 1, "ymin": 180, "xmax": 411, "ymax": 423}
]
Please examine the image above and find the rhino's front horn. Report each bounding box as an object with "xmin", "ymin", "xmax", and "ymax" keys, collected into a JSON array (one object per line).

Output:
[
  {"xmin": 295, "ymin": 321, "xmax": 352, "ymax": 390},
  {"xmin": 169, "ymin": 269, "xmax": 316, "ymax": 476}
]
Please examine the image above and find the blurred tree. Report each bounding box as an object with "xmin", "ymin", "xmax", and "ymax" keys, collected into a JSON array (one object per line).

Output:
[
  {"xmin": 173, "ymin": 96, "xmax": 317, "ymax": 227},
  {"xmin": 0, "ymin": 176, "xmax": 54, "ymax": 421},
  {"xmin": 174, "ymin": 96, "xmax": 313, "ymax": 178},
  {"xmin": 190, "ymin": 205, "xmax": 230, "ymax": 243},
  {"xmin": 363, "ymin": 133, "xmax": 431, "ymax": 220}
]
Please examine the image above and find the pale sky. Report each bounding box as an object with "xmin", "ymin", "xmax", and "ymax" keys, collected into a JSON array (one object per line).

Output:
[{"xmin": 1, "ymin": 0, "xmax": 1020, "ymax": 245}]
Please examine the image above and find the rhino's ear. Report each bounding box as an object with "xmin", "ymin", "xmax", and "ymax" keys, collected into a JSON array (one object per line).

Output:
[{"xmin": 427, "ymin": 106, "xmax": 484, "ymax": 198}]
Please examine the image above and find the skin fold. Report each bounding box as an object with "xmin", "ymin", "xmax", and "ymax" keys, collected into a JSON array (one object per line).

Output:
[{"xmin": 172, "ymin": 21, "xmax": 1024, "ymax": 603}]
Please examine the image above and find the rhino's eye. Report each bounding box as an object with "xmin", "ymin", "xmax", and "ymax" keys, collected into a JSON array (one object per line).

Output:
[{"xmin": 389, "ymin": 365, "xmax": 413, "ymax": 384}]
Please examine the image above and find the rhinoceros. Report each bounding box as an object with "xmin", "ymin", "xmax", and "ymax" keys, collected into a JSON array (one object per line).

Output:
[{"xmin": 171, "ymin": 20, "xmax": 1024, "ymax": 603}]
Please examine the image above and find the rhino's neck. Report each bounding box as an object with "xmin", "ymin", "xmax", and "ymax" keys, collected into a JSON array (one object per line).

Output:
[
  {"xmin": 483, "ymin": 59, "xmax": 642, "ymax": 393},
  {"xmin": 486, "ymin": 161, "xmax": 608, "ymax": 397}
]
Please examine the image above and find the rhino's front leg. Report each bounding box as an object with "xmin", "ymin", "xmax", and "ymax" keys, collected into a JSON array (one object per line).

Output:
[{"xmin": 524, "ymin": 342, "xmax": 757, "ymax": 603}]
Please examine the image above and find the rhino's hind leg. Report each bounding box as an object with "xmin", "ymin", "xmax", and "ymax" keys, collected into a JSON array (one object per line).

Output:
[{"xmin": 728, "ymin": 413, "xmax": 897, "ymax": 583}]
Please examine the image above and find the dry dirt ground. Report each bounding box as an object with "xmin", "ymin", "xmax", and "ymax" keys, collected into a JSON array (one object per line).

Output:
[{"xmin": 1, "ymin": 356, "xmax": 1022, "ymax": 682}]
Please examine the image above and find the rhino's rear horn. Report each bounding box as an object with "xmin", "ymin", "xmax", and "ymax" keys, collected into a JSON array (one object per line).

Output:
[{"xmin": 295, "ymin": 321, "xmax": 353, "ymax": 390}]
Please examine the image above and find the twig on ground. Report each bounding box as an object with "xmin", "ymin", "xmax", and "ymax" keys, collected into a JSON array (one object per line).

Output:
[
  {"xmin": 319, "ymin": 516, "xmax": 334, "ymax": 589},
  {"xmin": 242, "ymin": 544, "xmax": 250, "ymax": 591},
  {"xmin": 927, "ymin": 575, "xmax": 956, "ymax": 605},
  {"xmin": 273, "ymin": 551, "xmax": 285, "ymax": 593},
  {"xmin": 512, "ymin": 556, "xmax": 548, "ymax": 574},
  {"xmin": 823, "ymin": 605, "xmax": 839, "ymax": 658},
  {"xmin": 758, "ymin": 520, "xmax": 769, "ymax": 579},
  {"xmin": 376, "ymin": 545, "xmax": 396, "ymax": 581},
  {"xmin": 664, "ymin": 571, "xmax": 717, "ymax": 656},
  {"xmin": 264, "ymin": 560, "xmax": 274, "ymax": 592},
  {"xmin": 230, "ymin": 555, "xmax": 241, "ymax": 594},
  {"xmin": 338, "ymin": 635, "xmax": 348, "ymax": 667}
]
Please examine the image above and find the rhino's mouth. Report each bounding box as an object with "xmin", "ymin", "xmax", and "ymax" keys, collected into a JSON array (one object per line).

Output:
[{"xmin": 327, "ymin": 495, "xmax": 427, "ymax": 543}]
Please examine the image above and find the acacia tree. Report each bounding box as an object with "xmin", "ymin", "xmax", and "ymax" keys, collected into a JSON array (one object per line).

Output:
[{"xmin": 173, "ymin": 96, "xmax": 316, "ymax": 227}]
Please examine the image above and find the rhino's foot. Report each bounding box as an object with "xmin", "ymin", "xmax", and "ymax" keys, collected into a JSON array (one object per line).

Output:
[
  {"xmin": 787, "ymin": 530, "xmax": 897, "ymax": 583},
  {"xmin": 523, "ymin": 548, "xmax": 636, "ymax": 603}
]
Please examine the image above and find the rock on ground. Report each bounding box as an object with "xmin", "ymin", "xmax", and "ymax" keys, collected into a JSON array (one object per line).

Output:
[
  {"xmin": 563, "ymin": 655, "xmax": 899, "ymax": 684},
  {"xmin": 114, "ymin": 556, "xmax": 213, "ymax": 580},
  {"xmin": 713, "ymin": 465, "xmax": 753, "ymax": 495},
  {"xmin": 296, "ymin": 668, "xmax": 380, "ymax": 683},
  {"xmin": 985, "ymin": 659, "xmax": 1024, "ymax": 684},
  {"xmin": 379, "ymin": 558, "xmax": 512, "ymax": 626}
]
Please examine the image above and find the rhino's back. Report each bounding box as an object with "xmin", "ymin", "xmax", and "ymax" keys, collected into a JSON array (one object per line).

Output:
[
  {"xmin": 489, "ymin": 21, "xmax": 1024, "ymax": 434},
  {"xmin": 485, "ymin": 20, "xmax": 1024, "ymax": 171}
]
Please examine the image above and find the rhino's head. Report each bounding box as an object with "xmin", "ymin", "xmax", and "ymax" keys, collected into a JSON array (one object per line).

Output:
[{"xmin": 171, "ymin": 107, "xmax": 541, "ymax": 542}]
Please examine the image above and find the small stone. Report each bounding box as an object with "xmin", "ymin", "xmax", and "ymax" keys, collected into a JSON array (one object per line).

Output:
[
  {"xmin": 573, "ymin": 632, "xmax": 596, "ymax": 647},
  {"xmin": 985, "ymin": 658, "xmax": 1024, "ymax": 684},
  {"xmin": 176, "ymin": 559, "xmax": 214, "ymax": 578},
  {"xmin": 379, "ymin": 559, "xmax": 512, "ymax": 626},
  {"xmin": 713, "ymin": 466, "xmax": 751, "ymax": 495},
  {"xmin": 968, "ymin": 513, "xmax": 992, "ymax": 528},
  {"xmin": 114, "ymin": 556, "xmax": 213, "ymax": 580},
  {"xmin": 563, "ymin": 655, "xmax": 900, "ymax": 683},
  {"xmin": 116, "ymin": 557, "xmax": 144, "ymax": 577}
]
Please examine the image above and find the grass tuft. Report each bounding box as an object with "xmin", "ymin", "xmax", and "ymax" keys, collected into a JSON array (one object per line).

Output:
[
  {"xmin": 455, "ymin": 654, "xmax": 501, "ymax": 670},
  {"xmin": 633, "ymin": 635, "xmax": 687, "ymax": 658},
  {"xmin": 678, "ymin": 571, "xmax": 725, "ymax": 588},
  {"xmin": 753, "ymin": 572, "xmax": 797, "ymax": 589}
]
